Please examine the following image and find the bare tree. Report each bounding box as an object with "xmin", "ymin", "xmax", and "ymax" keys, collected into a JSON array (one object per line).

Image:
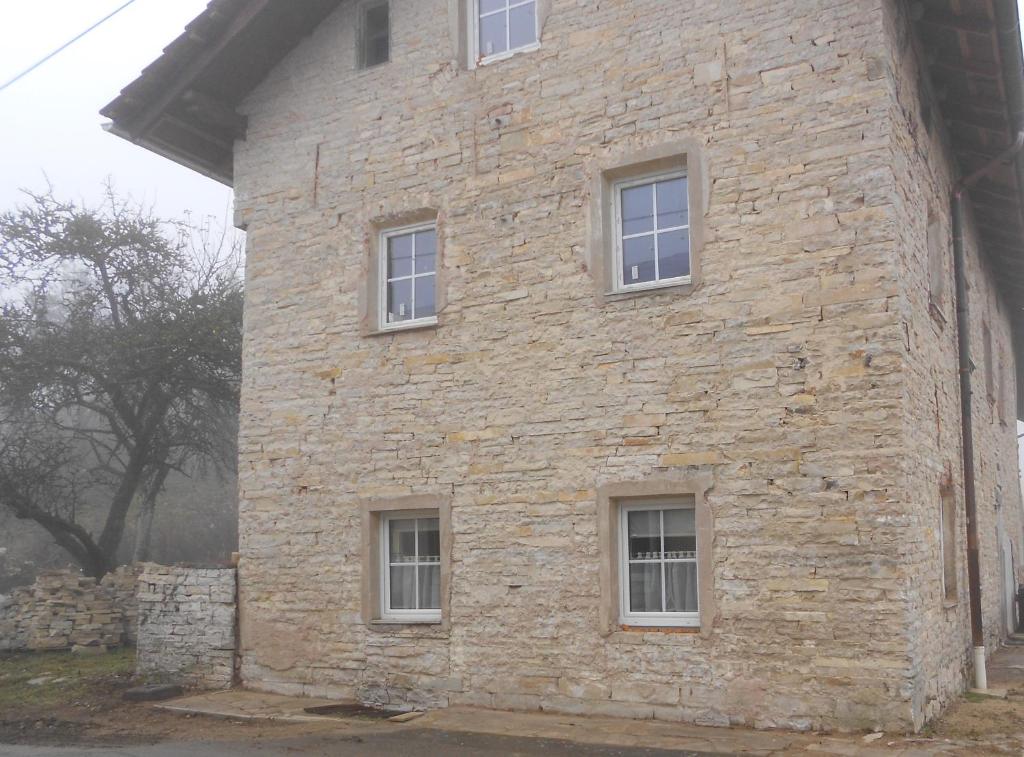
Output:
[{"xmin": 0, "ymin": 187, "xmax": 242, "ymax": 578}]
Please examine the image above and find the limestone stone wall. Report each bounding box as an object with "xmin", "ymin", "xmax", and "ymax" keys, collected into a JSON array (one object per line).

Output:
[
  {"xmin": 228, "ymin": 0, "xmax": 1022, "ymax": 734},
  {"xmin": 0, "ymin": 567, "xmax": 141, "ymax": 652},
  {"xmin": 882, "ymin": 2, "xmax": 1024, "ymax": 724},
  {"xmin": 136, "ymin": 565, "xmax": 237, "ymax": 688}
]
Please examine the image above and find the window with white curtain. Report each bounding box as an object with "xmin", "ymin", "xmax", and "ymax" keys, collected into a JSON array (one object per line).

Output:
[
  {"xmin": 619, "ymin": 502, "xmax": 698, "ymax": 627},
  {"xmin": 382, "ymin": 514, "xmax": 441, "ymax": 621}
]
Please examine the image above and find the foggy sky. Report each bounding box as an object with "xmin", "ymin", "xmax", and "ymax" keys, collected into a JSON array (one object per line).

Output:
[{"xmin": 0, "ymin": 1, "xmax": 232, "ymax": 226}]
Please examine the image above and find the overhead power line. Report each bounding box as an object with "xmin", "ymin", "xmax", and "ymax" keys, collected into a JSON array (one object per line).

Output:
[{"xmin": 0, "ymin": 0, "xmax": 141, "ymax": 95}]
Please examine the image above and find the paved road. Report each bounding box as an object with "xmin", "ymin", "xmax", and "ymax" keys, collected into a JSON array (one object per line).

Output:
[{"xmin": 0, "ymin": 728, "xmax": 715, "ymax": 757}]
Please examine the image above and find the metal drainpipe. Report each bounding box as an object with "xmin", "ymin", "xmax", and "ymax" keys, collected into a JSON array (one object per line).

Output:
[{"xmin": 951, "ymin": 131, "xmax": 1024, "ymax": 691}]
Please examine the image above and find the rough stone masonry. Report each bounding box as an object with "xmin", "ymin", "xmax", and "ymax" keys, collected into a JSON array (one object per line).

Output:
[
  {"xmin": 136, "ymin": 565, "xmax": 237, "ymax": 689},
  {"xmin": 0, "ymin": 568, "xmax": 139, "ymax": 653},
  {"xmin": 222, "ymin": 0, "xmax": 1024, "ymax": 733}
]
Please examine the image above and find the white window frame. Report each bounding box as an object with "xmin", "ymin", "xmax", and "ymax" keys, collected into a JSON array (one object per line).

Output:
[
  {"xmin": 612, "ymin": 170, "xmax": 691, "ymax": 294},
  {"xmin": 471, "ymin": 0, "xmax": 540, "ymax": 67},
  {"xmin": 618, "ymin": 500, "xmax": 699, "ymax": 628},
  {"xmin": 379, "ymin": 222, "xmax": 438, "ymax": 332},
  {"xmin": 380, "ymin": 511, "xmax": 442, "ymax": 623}
]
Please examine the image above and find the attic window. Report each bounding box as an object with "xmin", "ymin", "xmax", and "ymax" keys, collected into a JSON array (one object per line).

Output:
[{"xmin": 359, "ymin": 1, "xmax": 390, "ymax": 69}]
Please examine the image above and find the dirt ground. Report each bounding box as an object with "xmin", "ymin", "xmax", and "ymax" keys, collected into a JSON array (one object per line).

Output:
[
  {"xmin": 0, "ymin": 650, "xmax": 340, "ymax": 749},
  {"xmin": 3, "ymin": 648, "xmax": 1024, "ymax": 755}
]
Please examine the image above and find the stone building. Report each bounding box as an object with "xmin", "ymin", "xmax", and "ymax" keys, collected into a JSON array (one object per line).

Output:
[{"xmin": 104, "ymin": 0, "xmax": 1024, "ymax": 732}]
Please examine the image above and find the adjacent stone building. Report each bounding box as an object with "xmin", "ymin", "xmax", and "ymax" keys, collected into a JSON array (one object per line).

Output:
[{"xmin": 104, "ymin": 0, "xmax": 1024, "ymax": 732}]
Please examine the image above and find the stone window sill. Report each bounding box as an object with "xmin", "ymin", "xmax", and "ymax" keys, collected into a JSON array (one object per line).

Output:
[
  {"xmin": 365, "ymin": 321, "xmax": 438, "ymax": 338},
  {"xmin": 602, "ymin": 281, "xmax": 696, "ymax": 304},
  {"xmin": 619, "ymin": 625, "xmax": 699, "ymax": 634}
]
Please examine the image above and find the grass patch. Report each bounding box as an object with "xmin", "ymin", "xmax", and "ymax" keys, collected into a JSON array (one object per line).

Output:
[
  {"xmin": 964, "ymin": 691, "xmax": 994, "ymax": 704},
  {"xmin": 0, "ymin": 648, "xmax": 135, "ymax": 712}
]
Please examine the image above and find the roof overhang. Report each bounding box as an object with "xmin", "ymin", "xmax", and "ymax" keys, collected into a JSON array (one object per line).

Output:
[
  {"xmin": 913, "ymin": 0, "xmax": 1024, "ymax": 418},
  {"xmin": 100, "ymin": 0, "xmax": 343, "ymax": 185}
]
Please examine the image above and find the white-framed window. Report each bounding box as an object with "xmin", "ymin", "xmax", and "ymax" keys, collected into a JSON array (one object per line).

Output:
[
  {"xmin": 381, "ymin": 513, "xmax": 441, "ymax": 622},
  {"xmin": 380, "ymin": 224, "xmax": 437, "ymax": 331},
  {"xmin": 473, "ymin": 0, "xmax": 539, "ymax": 65},
  {"xmin": 613, "ymin": 171, "xmax": 691, "ymax": 292},
  {"xmin": 619, "ymin": 501, "xmax": 699, "ymax": 627}
]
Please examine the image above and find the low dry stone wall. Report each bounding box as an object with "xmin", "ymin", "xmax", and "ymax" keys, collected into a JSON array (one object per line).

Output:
[
  {"xmin": 136, "ymin": 565, "xmax": 237, "ymax": 688},
  {"xmin": 0, "ymin": 567, "xmax": 141, "ymax": 652}
]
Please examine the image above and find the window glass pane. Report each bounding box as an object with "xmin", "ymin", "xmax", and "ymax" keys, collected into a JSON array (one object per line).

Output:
[
  {"xmin": 628, "ymin": 563, "xmax": 662, "ymax": 612},
  {"xmin": 417, "ymin": 518, "xmax": 440, "ymax": 559},
  {"xmin": 657, "ymin": 230, "xmax": 690, "ymax": 281},
  {"xmin": 480, "ymin": 11, "xmax": 507, "ymax": 57},
  {"xmin": 656, "ymin": 177, "xmax": 688, "ymax": 229},
  {"xmin": 418, "ymin": 564, "xmax": 441, "ymax": 609},
  {"xmin": 387, "ymin": 279, "xmax": 413, "ymax": 323},
  {"xmin": 363, "ymin": 3, "xmax": 389, "ymax": 66},
  {"xmin": 622, "ymin": 235, "xmax": 656, "ymax": 285},
  {"xmin": 414, "ymin": 229, "xmax": 437, "ymax": 274},
  {"xmin": 627, "ymin": 510, "xmax": 661, "ymax": 560},
  {"xmin": 389, "ymin": 518, "xmax": 417, "ymax": 562},
  {"xmin": 367, "ymin": 34, "xmax": 389, "ymax": 67},
  {"xmin": 480, "ymin": 0, "xmax": 505, "ymax": 13},
  {"xmin": 663, "ymin": 508, "xmax": 696, "ymax": 557},
  {"xmin": 389, "ymin": 566, "xmax": 416, "ymax": 609},
  {"xmin": 665, "ymin": 562, "xmax": 698, "ymax": 613},
  {"xmin": 414, "ymin": 275, "xmax": 436, "ymax": 319},
  {"xmin": 621, "ymin": 184, "xmax": 654, "ymax": 236},
  {"xmin": 508, "ymin": 2, "xmax": 536, "ymax": 49},
  {"xmin": 387, "ymin": 233, "xmax": 413, "ymax": 278}
]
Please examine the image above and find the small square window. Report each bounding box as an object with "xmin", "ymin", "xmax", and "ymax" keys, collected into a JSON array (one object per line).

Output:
[
  {"xmin": 619, "ymin": 502, "xmax": 699, "ymax": 627},
  {"xmin": 359, "ymin": 1, "xmax": 390, "ymax": 69},
  {"xmin": 380, "ymin": 224, "xmax": 437, "ymax": 330},
  {"xmin": 613, "ymin": 173, "xmax": 691, "ymax": 292},
  {"xmin": 474, "ymin": 0, "xmax": 538, "ymax": 64},
  {"xmin": 382, "ymin": 514, "xmax": 441, "ymax": 622}
]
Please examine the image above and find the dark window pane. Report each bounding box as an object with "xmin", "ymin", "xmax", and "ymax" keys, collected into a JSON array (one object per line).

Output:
[
  {"xmin": 665, "ymin": 562, "xmax": 698, "ymax": 613},
  {"xmin": 621, "ymin": 184, "xmax": 654, "ymax": 236},
  {"xmin": 656, "ymin": 177, "xmax": 688, "ymax": 229},
  {"xmin": 415, "ymin": 229, "xmax": 437, "ymax": 274},
  {"xmin": 367, "ymin": 35, "xmax": 389, "ymax": 67},
  {"xmin": 509, "ymin": 2, "xmax": 536, "ymax": 49},
  {"xmin": 417, "ymin": 518, "xmax": 440, "ymax": 559},
  {"xmin": 663, "ymin": 509, "xmax": 696, "ymax": 556},
  {"xmin": 388, "ymin": 233, "xmax": 413, "ymax": 278},
  {"xmin": 629, "ymin": 563, "xmax": 661, "ymax": 612},
  {"xmin": 389, "ymin": 566, "xmax": 416, "ymax": 609},
  {"xmin": 622, "ymin": 235, "xmax": 656, "ymax": 285},
  {"xmin": 387, "ymin": 279, "xmax": 412, "ymax": 323},
  {"xmin": 362, "ymin": 3, "xmax": 389, "ymax": 67},
  {"xmin": 627, "ymin": 510, "xmax": 661, "ymax": 560},
  {"xmin": 479, "ymin": 11, "xmax": 507, "ymax": 56},
  {"xmin": 414, "ymin": 275, "xmax": 436, "ymax": 319},
  {"xmin": 389, "ymin": 519, "xmax": 417, "ymax": 561},
  {"xmin": 657, "ymin": 230, "xmax": 690, "ymax": 280},
  {"xmin": 418, "ymin": 565, "xmax": 441, "ymax": 609}
]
